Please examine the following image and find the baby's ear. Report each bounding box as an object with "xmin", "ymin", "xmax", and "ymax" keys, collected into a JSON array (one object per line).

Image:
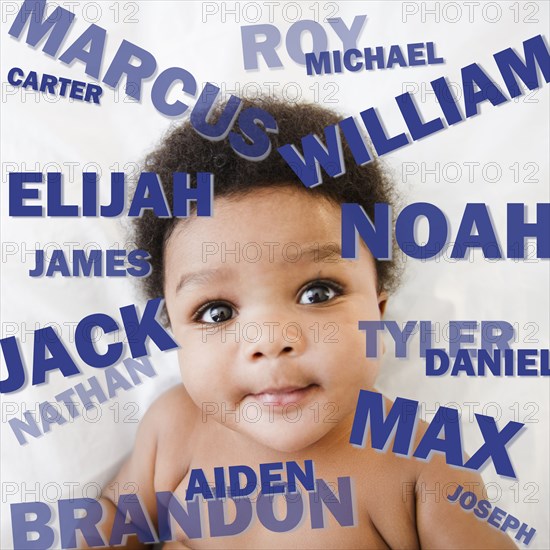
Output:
[{"xmin": 377, "ymin": 292, "xmax": 388, "ymax": 317}]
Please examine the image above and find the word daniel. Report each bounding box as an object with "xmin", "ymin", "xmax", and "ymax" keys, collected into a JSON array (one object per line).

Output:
[{"xmin": 7, "ymin": 2, "xmax": 550, "ymax": 168}]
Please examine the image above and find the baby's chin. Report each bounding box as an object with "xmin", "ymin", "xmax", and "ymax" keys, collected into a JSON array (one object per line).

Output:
[{"xmin": 224, "ymin": 415, "xmax": 341, "ymax": 454}]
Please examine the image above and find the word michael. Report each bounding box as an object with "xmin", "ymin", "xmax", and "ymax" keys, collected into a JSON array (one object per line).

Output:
[
  {"xmin": 350, "ymin": 390, "xmax": 524, "ymax": 479},
  {"xmin": 8, "ymin": 0, "xmax": 278, "ymax": 161},
  {"xmin": 448, "ymin": 485, "xmax": 536, "ymax": 546},
  {"xmin": 0, "ymin": 298, "xmax": 177, "ymax": 394},
  {"xmin": 29, "ymin": 249, "xmax": 151, "ymax": 278},
  {"xmin": 11, "ymin": 462, "xmax": 355, "ymax": 549},
  {"xmin": 306, "ymin": 42, "xmax": 444, "ymax": 75}
]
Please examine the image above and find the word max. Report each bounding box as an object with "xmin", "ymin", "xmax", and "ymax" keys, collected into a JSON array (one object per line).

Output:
[
  {"xmin": 350, "ymin": 390, "xmax": 525, "ymax": 479},
  {"xmin": 0, "ymin": 298, "xmax": 178, "ymax": 394}
]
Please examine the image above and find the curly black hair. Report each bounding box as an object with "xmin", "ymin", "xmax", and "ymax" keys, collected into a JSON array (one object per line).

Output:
[{"xmin": 131, "ymin": 96, "xmax": 401, "ymax": 319}]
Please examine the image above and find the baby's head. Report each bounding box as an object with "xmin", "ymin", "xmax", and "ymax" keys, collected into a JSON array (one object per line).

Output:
[{"xmin": 133, "ymin": 97, "xmax": 400, "ymax": 453}]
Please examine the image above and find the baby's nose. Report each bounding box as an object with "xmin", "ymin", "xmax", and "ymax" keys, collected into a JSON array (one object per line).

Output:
[{"xmin": 241, "ymin": 320, "xmax": 305, "ymax": 362}]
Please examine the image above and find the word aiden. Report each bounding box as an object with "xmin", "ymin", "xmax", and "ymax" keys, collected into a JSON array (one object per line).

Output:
[{"xmin": 350, "ymin": 390, "xmax": 524, "ymax": 479}]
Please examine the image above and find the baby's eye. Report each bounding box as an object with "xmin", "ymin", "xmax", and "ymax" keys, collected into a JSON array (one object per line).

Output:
[
  {"xmin": 195, "ymin": 302, "xmax": 235, "ymax": 323},
  {"xmin": 298, "ymin": 282, "xmax": 341, "ymax": 304}
]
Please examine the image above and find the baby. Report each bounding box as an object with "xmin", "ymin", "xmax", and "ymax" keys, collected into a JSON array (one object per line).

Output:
[{"xmin": 89, "ymin": 98, "xmax": 517, "ymax": 549}]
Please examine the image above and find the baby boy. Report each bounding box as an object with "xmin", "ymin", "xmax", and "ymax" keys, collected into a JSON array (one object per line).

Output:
[{"xmin": 87, "ymin": 98, "xmax": 517, "ymax": 549}]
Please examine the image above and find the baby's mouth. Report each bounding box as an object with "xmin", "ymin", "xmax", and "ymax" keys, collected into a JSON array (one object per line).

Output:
[{"xmin": 248, "ymin": 384, "xmax": 319, "ymax": 407}]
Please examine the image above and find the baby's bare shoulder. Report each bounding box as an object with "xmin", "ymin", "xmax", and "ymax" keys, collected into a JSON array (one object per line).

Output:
[
  {"xmin": 104, "ymin": 385, "xmax": 199, "ymax": 500},
  {"xmin": 143, "ymin": 385, "xmax": 200, "ymax": 478},
  {"xmin": 412, "ymin": 418, "xmax": 517, "ymax": 549},
  {"xmin": 144, "ymin": 384, "xmax": 199, "ymax": 437}
]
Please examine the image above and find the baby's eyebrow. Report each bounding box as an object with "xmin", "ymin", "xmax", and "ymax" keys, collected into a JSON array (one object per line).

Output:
[
  {"xmin": 301, "ymin": 242, "xmax": 343, "ymax": 262},
  {"xmin": 174, "ymin": 243, "xmax": 344, "ymax": 294},
  {"xmin": 175, "ymin": 267, "xmax": 228, "ymax": 294}
]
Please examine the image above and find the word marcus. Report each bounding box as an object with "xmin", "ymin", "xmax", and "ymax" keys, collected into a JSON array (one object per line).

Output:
[{"xmin": 8, "ymin": 0, "xmax": 278, "ymax": 161}]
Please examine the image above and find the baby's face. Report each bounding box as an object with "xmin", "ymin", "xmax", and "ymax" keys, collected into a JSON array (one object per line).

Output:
[{"xmin": 164, "ymin": 186, "xmax": 386, "ymax": 452}]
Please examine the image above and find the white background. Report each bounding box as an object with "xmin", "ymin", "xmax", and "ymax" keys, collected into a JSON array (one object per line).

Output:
[{"xmin": 1, "ymin": 1, "xmax": 549, "ymax": 548}]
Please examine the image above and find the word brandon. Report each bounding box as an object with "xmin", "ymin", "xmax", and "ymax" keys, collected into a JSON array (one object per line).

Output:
[
  {"xmin": 11, "ymin": 461, "xmax": 355, "ymax": 549},
  {"xmin": 7, "ymin": 67, "xmax": 102, "ymax": 103},
  {"xmin": 0, "ymin": 298, "xmax": 177, "ymax": 394},
  {"xmin": 306, "ymin": 42, "xmax": 444, "ymax": 75},
  {"xmin": 360, "ymin": 321, "xmax": 550, "ymax": 376},
  {"xmin": 351, "ymin": 390, "xmax": 525, "ymax": 479},
  {"xmin": 8, "ymin": 172, "xmax": 550, "ymax": 260},
  {"xmin": 448, "ymin": 485, "xmax": 536, "ymax": 546}
]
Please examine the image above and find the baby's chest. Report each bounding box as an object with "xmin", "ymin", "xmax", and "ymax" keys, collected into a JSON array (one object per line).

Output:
[
  {"xmin": 153, "ymin": 426, "xmax": 419, "ymax": 549},
  {"xmin": 166, "ymin": 488, "xmax": 390, "ymax": 549},
  {"xmin": 162, "ymin": 469, "xmax": 415, "ymax": 549}
]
